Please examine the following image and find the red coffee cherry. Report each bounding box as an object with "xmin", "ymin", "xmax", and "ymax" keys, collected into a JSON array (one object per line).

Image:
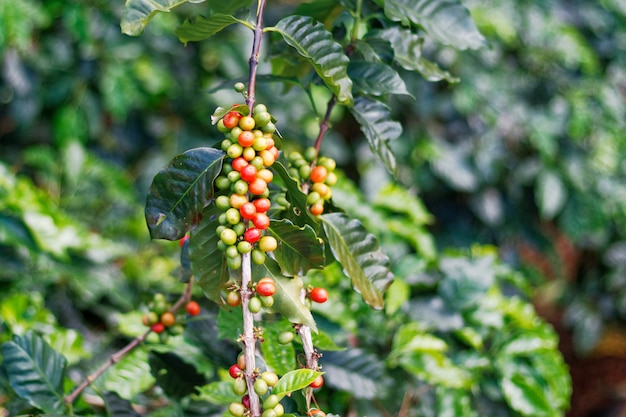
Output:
[
  {"xmin": 185, "ymin": 301, "xmax": 201, "ymax": 316},
  {"xmin": 310, "ymin": 287, "xmax": 328, "ymax": 303}
]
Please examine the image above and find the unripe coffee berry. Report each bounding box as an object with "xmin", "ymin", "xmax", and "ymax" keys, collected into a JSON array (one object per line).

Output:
[
  {"xmin": 248, "ymin": 296, "xmax": 262, "ymax": 313},
  {"xmin": 253, "ymin": 378, "xmax": 269, "ymax": 396}
]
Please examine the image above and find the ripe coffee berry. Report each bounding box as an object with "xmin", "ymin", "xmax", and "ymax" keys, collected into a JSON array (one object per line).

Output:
[
  {"xmin": 186, "ymin": 301, "xmax": 201, "ymax": 316},
  {"xmin": 229, "ymin": 364, "xmax": 242, "ymax": 379},
  {"xmin": 223, "ymin": 112, "xmax": 241, "ymax": 129},
  {"xmin": 151, "ymin": 323, "xmax": 165, "ymax": 334},
  {"xmin": 244, "ymin": 227, "xmax": 261, "ymax": 243},
  {"xmin": 253, "ymin": 213, "xmax": 270, "ymax": 230},
  {"xmin": 310, "ymin": 375, "xmax": 324, "ymax": 389},
  {"xmin": 240, "ymin": 164, "xmax": 257, "ymax": 182},
  {"xmin": 241, "ymin": 394, "xmax": 251, "ymax": 409},
  {"xmin": 310, "ymin": 287, "xmax": 328, "ymax": 303},
  {"xmin": 256, "ymin": 278, "xmax": 276, "ymax": 297},
  {"xmin": 253, "ymin": 197, "xmax": 271, "ymax": 213}
]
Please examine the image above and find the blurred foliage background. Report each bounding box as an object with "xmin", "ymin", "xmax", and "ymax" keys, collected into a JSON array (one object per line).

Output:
[{"xmin": 1, "ymin": 0, "xmax": 626, "ymax": 416}]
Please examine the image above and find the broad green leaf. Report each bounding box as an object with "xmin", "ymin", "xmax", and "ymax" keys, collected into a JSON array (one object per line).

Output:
[
  {"xmin": 121, "ymin": 0, "xmax": 206, "ymax": 36},
  {"xmin": 535, "ymin": 170, "xmax": 567, "ymax": 220},
  {"xmin": 260, "ymin": 320, "xmax": 296, "ymax": 375},
  {"xmin": 99, "ymin": 348, "xmax": 155, "ymax": 399},
  {"xmin": 189, "ymin": 203, "xmax": 230, "ymax": 304},
  {"xmin": 391, "ymin": 323, "xmax": 448, "ymax": 357},
  {"xmin": 272, "ymin": 160, "xmax": 319, "ymax": 228},
  {"xmin": 438, "ymin": 256, "xmax": 495, "ymax": 310},
  {"xmin": 349, "ymin": 97, "xmax": 401, "ymax": 176},
  {"xmin": 145, "ymin": 147, "xmax": 225, "ymax": 240},
  {"xmin": 500, "ymin": 371, "xmax": 552, "ymax": 416},
  {"xmin": 176, "ymin": 14, "xmax": 244, "ymax": 45},
  {"xmin": 270, "ymin": 15, "xmax": 353, "ymax": 105},
  {"xmin": 435, "ymin": 387, "xmax": 476, "ymax": 417},
  {"xmin": 321, "ymin": 212, "xmax": 394, "ymax": 309},
  {"xmin": 348, "ymin": 61, "xmax": 412, "ymax": 97},
  {"xmin": 217, "ymin": 306, "xmax": 243, "ymax": 341},
  {"xmin": 272, "ymin": 369, "xmax": 322, "ymax": 398},
  {"xmin": 381, "ymin": 0, "xmax": 485, "ymax": 50},
  {"xmin": 0, "ymin": 331, "xmax": 67, "ymax": 413},
  {"xmin": 373, "ymin": 27, "xmax": 459, "ymax": 83},
  {"xmin": 385, "ymin": 278, "xmax": 410, "ymax": 316},
  {"xmin": 321, "ymin": 349, "xmax": 386, "ymax": 399},
  {"xmin": 268, "ymin": 219, "xmax": 325, "ymax": 276},
  {"xmin": 194, "ymin": 381, "xmax": 240, "ymax": 404},
  {"xmin": 148, "ymin": 351, "xmax": 207, "ymax": 399},
  {"xmin": 103, "ymin": 391, "xmax": 141, "ymax": 417},
  {"xmin": 262, "ymin": 262, "xmax": 318, "ymax": 331},
  {"xmin": 374, "ymin": 183, "xmax": 434, "ymax": 225}
]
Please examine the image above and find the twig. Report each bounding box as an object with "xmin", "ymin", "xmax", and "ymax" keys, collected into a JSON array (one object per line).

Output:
[
  {"xmin": 246, "ymin": 0, "xmax": 267, "ymax": 112},
  {"xmin": 313, "ymin": 95, "xmax": 337, "ymax": 156},
  {"xmin": 65, "ymin": 279, "xmax": 195, "ymax": 406}
]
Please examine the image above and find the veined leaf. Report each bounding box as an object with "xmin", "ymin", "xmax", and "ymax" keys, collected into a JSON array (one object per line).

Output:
[
  {"xmin": 322, "ymin": 349, "xmax": 387, "ymax": 399},
  {"xmin": 145, "ymin": 147, "xmax": 225, "ymax": 240},
  {"xmin": 381, "ymin": 0, "xmax": 485, "ymax": 50},
  {"xmin": 268, "ymin": 219, "xmax": 325, "ymax": 276},
  {"xmin": 260, "ymin": 320, "xmax": 296, "ymax": 375},
  {"xmin": 176, "ymin": 14, "xmax": 244, "ymax": 45},
  {"xmin": 121, "ymin": 0, "xmax": 206, "ymax": 36},
  {"xmin": 262, "ymin": 260, "xmax": 318, "ymax": 331},
  {"xmin": 372, "ymin": 27, "xmax": 459, "ymax": 83},
  {"xmin": 189, "ymin": 204, "xmax": 230, "ymax": 305},
  {"xmin": 349, "ymin": 97, "xmax": 402, "ymax": 176},
  {"xmin": 320, "ymin": 212, "xmax": 394, "ymax": 309},
  {"xmin": 272, "ymin": 369, "xmax": 322, "ymax": 398},
  {"xmin": 270, "ymin": 15, "xmax": 353, "ymax": 105},
  {"xmin": 0, "ymin": 331, "xmax": 67, "ymax": 413},
  {"xmin": 272, "ymin": 160, "xmax": 319, "ymax": 228},
  {"xmin": 194, "ymin": 381, "xmax": 240, "ymax": 404},
  {"xmin": 99, "ymin": 349, "xmax": 155, "ymax": 399},
  {"xmin": 348, "ymin": 61, "xmax": 412, "ymax": 97}
]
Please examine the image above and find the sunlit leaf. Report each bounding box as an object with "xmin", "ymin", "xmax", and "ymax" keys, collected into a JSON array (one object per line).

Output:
[
  {"xmin": 268, "ymin": 219, "xmax": 325, "ymax": 276},
  {"xmin": 194, "ymin": 380, "xmax": 240, "ymax": 404},
  {"xmin": 270, "ymin": 15, "xmax": 353, "ymax": 105},
  {"xmin": 380, "ymin": 0, "xmax": 485, "ymax": 50},
  {"xmin": 272, "ymin": 160, "xmax": 319, "ymax": 228},
  {"xmin": 100, "ymin": 349, "xmax": 155, "ymax": 399},
  {"xmin": 272, "ymin": 369, "xmax": 322, "ymax": 398},
  {"xmin": 176, "ymin": 14, "xmax": 244, "ymax": 45},
  {"xmin": 0, "ymin": 331, "xmax": 67, "ymax": 413},
  {"xmin": 145, "ymin": 147, "xmax": 225, "ymax": 240},
  {"xmin": 349, "ymin": 97, "xmax": 401, "ymax": 176},
  {"xmin": 262, "ymin": 262, "xmax": 318, "ymax": 331},
  {"xmin": 121, "ymin": 0, "xmax": 206, "ymax": 36},
  {"xmin": 320, "ymin": 212, "xmax": 394, "ymax": 309}
]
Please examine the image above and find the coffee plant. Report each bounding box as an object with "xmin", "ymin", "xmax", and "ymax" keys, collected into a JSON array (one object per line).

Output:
[{"xmin": 0, "ymin": 0, "xmax": 573, "ymax": 416}]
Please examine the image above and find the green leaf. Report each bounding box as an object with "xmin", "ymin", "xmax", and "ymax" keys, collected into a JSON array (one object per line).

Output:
[
  {"xmin": 381, "ymin": 0, "xmax": 485, "ymax": 50},
  {"xmin": 272, "ymin": 160, "xmax": 319, "ymax": 228},
  {"xmin": 149, "ymin": 351, "xmax": 207, "ymax": 399},
  {"xmin": 121, "ymin": 0, "xmax": 206, "ymax": 36},
  {"xmin": 349, "ymin": 97, "xmax": 401, "ymax": 176},
  {"xmin": 260, "ymin": 320, "xmax": 296, "ymax": 375},
  {"xmin": 194, "ymin": 380, "xmax": 240, "ymax": 404},
  {"xmin": 372, "ymin": 27, "xmax": 459, "ymax": 83},
  {"xmin": 145, "ymin": 147, "xmax": 225, "ymax": 240},
  {"xmin": 103, "ymin": 391, "xmax": 141, "ymax": 417},
  {"xmin": 348, "ymin": 61, "xmax": 412, "ymax": 97},
  {"xmin": 270, "ymin": 15, "xmax": 353, "ymax": 105},
  {"xmin": 272, "ymin": 369, "xmax": 322, "ymax": 398},
  {"xmin": 321, "ymin": 349, "xmax": 386, "ymax": 399},
  {"xmin": 435, "ymin": 387, "xmax": 476, "ymax": 417},
  {"xmin": 500, "ymin": 371, "xmax": 552, "ymax": 416},
  {"xmin": 262, "ymin": 263, "xmax": 318, "ymax": 331},
  {"xmin": 189, "ymin": 203, "xmax": 230, "ymax": 304},
  {"xmin": 535, "ymin": 170, "xmax": 567, "ymax": 220},
  {"xmin": 438, "ymin": 256, "xmax": 495, "ymax": 310},
  {"xmin": 176, "ymin": 14, "xmax": 243, "ymax": 45},
  {"xmin": 320, "ymin": 212, "xmax": 394, "ymax": 309},
  {"xmin": 0, "ymin": 331, "xmax": 67, "ymax": 413},
  {"xmin": 268, "ymin": 219, "xmax": 325, "ymax": 276},
  {"xmin": 99, "ymin": 349, "xmax": 155, "ymax": 399},
  {"xmin": 218, "ymin": 306, "xmax": 243, "ymax": 341}
]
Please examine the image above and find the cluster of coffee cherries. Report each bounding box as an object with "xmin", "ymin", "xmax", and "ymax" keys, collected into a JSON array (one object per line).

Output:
[
  {"xmin": 287, "ymin": 148, "xmax": 337, "ymax": 216},
  {"xmin": 225, "ymin": 277, "xmax": 276, "ymax": 312},
  {"xmin": 213, "ymin": 104, "xmax": 280, "ymax": 270},
  {"xmin": 141, "ymin": 293, "xmax": 201, "ymax": 342},
  {"xmin": 228, "ymin": 355, "xmax": 285, "ymax": 417}
]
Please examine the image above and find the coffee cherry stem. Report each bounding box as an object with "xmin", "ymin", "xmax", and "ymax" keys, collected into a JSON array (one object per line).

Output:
[{"xmin": 240, "ymin": 251, "xmax": 262, "ymax": 416}]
